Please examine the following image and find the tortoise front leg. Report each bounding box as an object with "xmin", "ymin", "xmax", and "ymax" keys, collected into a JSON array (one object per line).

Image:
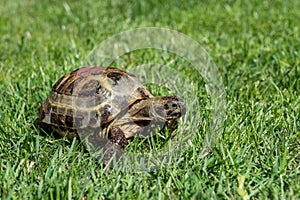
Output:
[{"xmin": 102, "ymin": 126, "xmax": 127, "ymax": 168}]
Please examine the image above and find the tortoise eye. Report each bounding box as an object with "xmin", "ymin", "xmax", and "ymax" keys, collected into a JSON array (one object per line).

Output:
[{"xmin": 171, "ymin": 103, "xmax": 177, "ymax": 109}]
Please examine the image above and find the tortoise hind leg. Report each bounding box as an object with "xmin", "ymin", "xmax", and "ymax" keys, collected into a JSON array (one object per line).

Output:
[{"xmin": 102, "ymin": 126, "xmax": 127, "ymax": 168}]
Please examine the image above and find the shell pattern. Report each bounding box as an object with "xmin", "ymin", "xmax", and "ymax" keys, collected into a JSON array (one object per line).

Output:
[{"xmin": 36, "ymin": 66, "xmax": 154, "ymax": 138}]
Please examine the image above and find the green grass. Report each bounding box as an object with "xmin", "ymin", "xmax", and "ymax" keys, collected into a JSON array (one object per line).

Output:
[{"xmin": 1, "ymin": 0, "xmax": 299, "ymax": 199}]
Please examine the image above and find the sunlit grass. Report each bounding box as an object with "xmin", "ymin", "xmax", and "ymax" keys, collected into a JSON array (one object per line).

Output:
[{"xmin": 0, "ymin": 0, "xmax": 299, "ymax": 199}]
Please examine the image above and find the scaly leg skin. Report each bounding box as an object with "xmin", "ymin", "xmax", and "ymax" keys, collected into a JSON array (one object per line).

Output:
[
  {"xmin": 165, "ymin": 120, "xmax": 178, "ymax": 135},
  {"xmin": 102, "ymin": 126, "xmax": 127, "ymax": 169}
]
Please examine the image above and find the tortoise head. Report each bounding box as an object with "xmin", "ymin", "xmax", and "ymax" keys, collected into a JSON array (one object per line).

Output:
[
  {"xmin": 149, "ymin": 96, "xmax": 186, "ymax": 121},
  {"xmin": 129, "ymin": 96, "xmax": 186, "ymax": 122}
]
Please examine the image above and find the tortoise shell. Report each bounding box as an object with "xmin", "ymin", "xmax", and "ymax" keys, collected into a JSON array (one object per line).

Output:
[{"xmin": 35, "ymin": 66, "xmax": 186, "ymax": 166}]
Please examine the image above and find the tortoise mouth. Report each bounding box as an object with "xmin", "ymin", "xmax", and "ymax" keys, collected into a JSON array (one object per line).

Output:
[{"xmin": 165, "ymin": 98, "xmax": 186, "ymax": 120}]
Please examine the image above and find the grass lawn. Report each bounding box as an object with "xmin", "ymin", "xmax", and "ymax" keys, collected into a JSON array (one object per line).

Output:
[{"xmin": 0, "ymin": 0, "xmax": 299, "ymax": 199}]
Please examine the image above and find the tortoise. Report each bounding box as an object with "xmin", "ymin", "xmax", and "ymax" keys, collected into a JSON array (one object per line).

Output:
[{"xmin": 35, "ymin": 66, "xmax": 186, "ymax": 167}]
